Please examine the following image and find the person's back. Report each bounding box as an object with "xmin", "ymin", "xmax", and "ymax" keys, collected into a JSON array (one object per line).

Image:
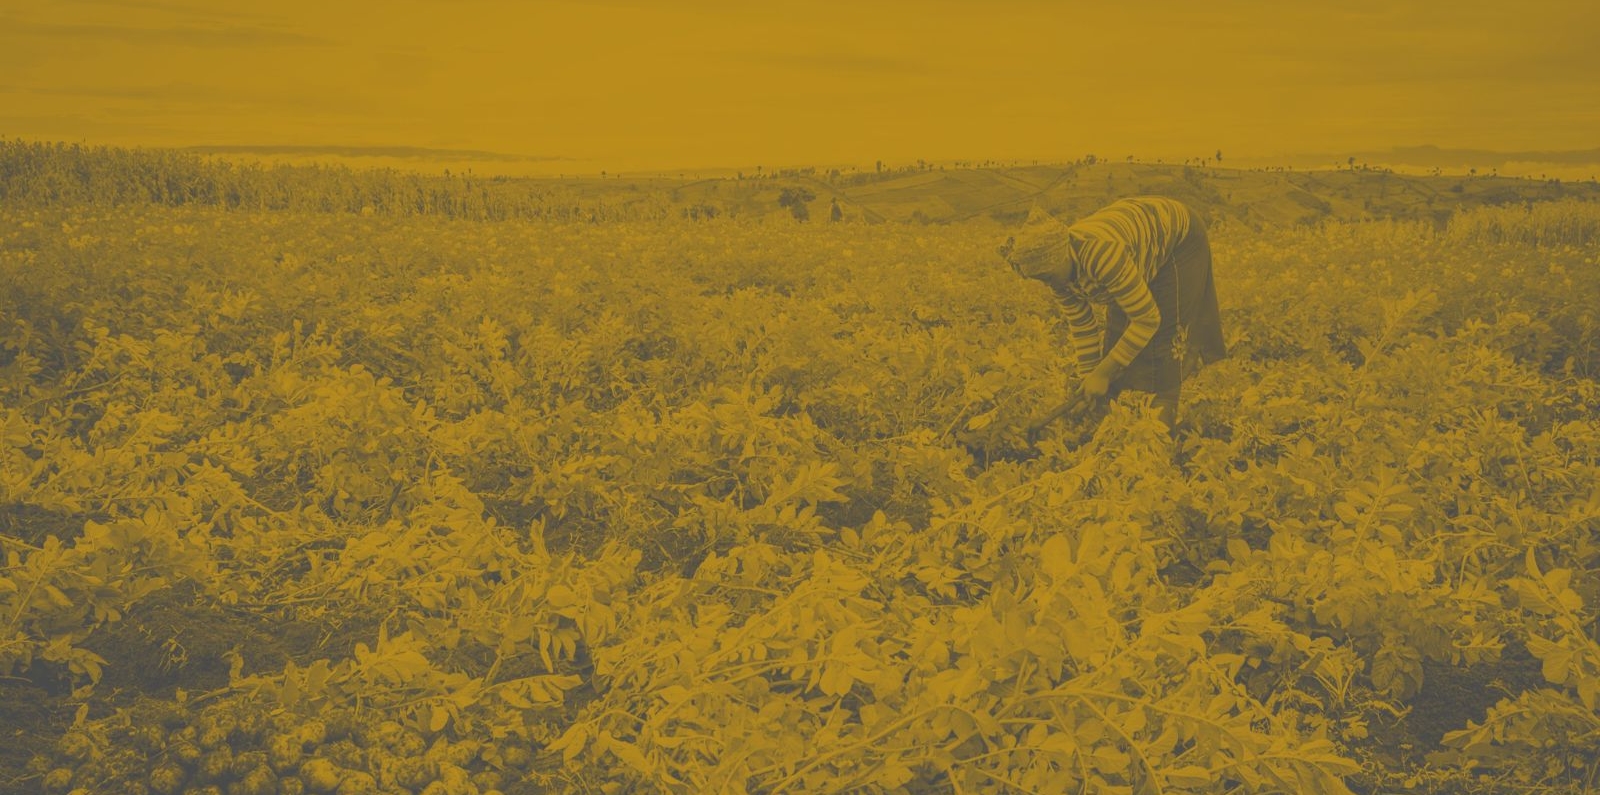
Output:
[
  {"xmin": 1001, "ymin": 199, "xmax": 1226, "ymax": 437},
  {"xmin": 1069, "ymin": 197, "xmax": 1193, "ymax": 287}
]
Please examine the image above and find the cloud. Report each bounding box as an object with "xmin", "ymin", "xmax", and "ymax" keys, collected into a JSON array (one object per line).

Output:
[
  {"xmin": 6, "ymin": 82, "xmax": 253, "ymax": 101},
  {"xmin": 718, "ymin": 47, "xmax": 929, "ymax": 76},
  {"xmin": 0, "ymin": 81, "xmax": 380, "ymax": 115},
  {"xmin": 180, "ymin": 144, "xmax": 566, "ymax": 162},
  {"xmin": 57, "ymin": 0, "xmax": 275, "ymax": 24},
  {"xmin": 13, "ymin": 20, "xmax": 329, "ymax": 47},
  {"xmin": 0, "ymin": 111, "xmax": 190, "ymax": 138}
]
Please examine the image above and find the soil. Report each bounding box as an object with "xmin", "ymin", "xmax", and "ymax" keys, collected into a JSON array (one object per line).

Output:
[
  {"xmin": 1350, "ymin": 643, "xmax": 1548, "ymax": 794},
  {"xmin": 0, "ymin": 580, "xmax": 382, "ymax": 795}
]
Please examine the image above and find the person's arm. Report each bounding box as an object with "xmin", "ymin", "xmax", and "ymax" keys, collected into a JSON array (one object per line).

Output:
[
  {"xmin": 1059, "ymin": 291, "xmax": 1102, "ymax": 377},
  {"xmin": 1101, "ymin": 261, "xmax": 1161, "ymax": 371},
  {"xmin": 1080, "ymin": 243, "xmax": 1161, "ymax": 395}
]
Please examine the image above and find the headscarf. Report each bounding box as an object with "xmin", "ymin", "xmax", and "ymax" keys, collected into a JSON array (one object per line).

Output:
[{"xmin": 999, "ymin": 206, "xmax": 1077, "ymax": 284}]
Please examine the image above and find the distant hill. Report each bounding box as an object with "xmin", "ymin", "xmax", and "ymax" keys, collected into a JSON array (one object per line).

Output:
[
  {"xmin": 1231, "ymin": 145, "xmax": 1600, "ymax": 181},
  {"xmin": 1362, "ymin": 145, "xmax": 1600, "ymax": 168},
  {"xmin": 699, "ymin": 162, "xmax": 1600, "ymax": 228},
  {"xmin": 4, "ymin": 139, "xmax": 1599, "ymax": 228}
]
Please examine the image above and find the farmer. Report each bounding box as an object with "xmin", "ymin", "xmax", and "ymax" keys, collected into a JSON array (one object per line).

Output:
[{"xmin": 998, "ymin": 198, "xmax": 1226, "ymax": 435}]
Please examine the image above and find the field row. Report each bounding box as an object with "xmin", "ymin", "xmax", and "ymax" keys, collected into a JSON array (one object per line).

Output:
[{"xmin": 1, "ymin": 204, "xmax": 1598, "ymax": 794}]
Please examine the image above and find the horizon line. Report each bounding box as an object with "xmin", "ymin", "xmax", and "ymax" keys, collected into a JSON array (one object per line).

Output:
[{"xmin": 8, "ymin": 136, "xmax": 1600, "ymax": 179}]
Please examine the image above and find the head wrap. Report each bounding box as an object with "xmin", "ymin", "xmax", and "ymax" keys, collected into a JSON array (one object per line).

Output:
[{"xmin": 1000, "ymin": 206, "xmax": 1076, "ymax": 282}]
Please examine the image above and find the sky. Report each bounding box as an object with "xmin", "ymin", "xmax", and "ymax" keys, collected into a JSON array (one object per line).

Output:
[{"xmin": 2, "ymin": 0, "xmax": 1597, "ymax": 175}]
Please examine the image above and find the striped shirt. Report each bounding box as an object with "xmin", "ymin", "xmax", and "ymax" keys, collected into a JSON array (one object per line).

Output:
[{"xmin": 1055, "ymin": 197, "xmax": 1192, "ymax": 376}]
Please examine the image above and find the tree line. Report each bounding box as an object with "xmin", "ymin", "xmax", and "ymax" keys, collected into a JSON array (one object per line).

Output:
[{"xmin": 0, "ymin": 139, "xmax": 676, "ymax": 222}]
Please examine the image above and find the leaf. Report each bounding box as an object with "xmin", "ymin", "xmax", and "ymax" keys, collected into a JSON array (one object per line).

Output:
[
  {"xmin": 1371, "ymin": 643, "xmax": 1423, "ymax": 699},
  {"xmin": 1090, "ymin": 746, "xmax": 1130, "ymax": 774},
  {"xmin": 546, "ymin": 723, "xmax": 589, "ymax": 765},
  {"xmin": 1527, "ymin": 634, "xmax": 1574, "ymax": 685},
  {"xmin": 1076, "ymin": 524, "xmax": 1105, "ymax": 566},
  {"xmin": 306, "ymin": 659, "xmax": 333, "ymax": 697},
  {"xmin": 1165, "ymin": 766, "xmax": 1213, "ymax": 787},
  {"xmin": 538, "ymin": 631, "xmax": 555, "ymax": 672},
  {"xmin": 547, "ymin": 584, "xmax": 578, "ymax": 608},
  {"xmin": 280, "ymin": 665, "xmax": 301, "ymax": 708},
  {"xmin": 1040, "ymin": 534, "xmax": 1074, "ymax": 579},
  {"xmin": 1541, "ymin": 647, "xmax": 1574, "ymax": 685},
  {"xmin": 42, "ymin": 584, "xmax": 74, "ymax": 611},
  {"xmin": 1292, "ymin": 759, "xmax": 1354, "ymax": 795},
  {"xmin": 500, "ymin": 687, "xmax": 534, "ymax": 710},
  {"xmin": 1544, "ymin": 565, "xmax": 1572, "ymax": 590},
  {"xmin": 1511, "ymin": 577, "xmax": 1555, "ymax": 615},
  {"xmin": 657, "ymin": 685, "xmax": 692, "ymax": 705},
  {"xmin": 819, "ymin": 661, "xmax": 853, "ymax": 697},
  {"xmin": 875, "ymin": 761, "xmax": 915, "ymax": 789},
  {"xmin": 610, "ymin": 740, "xmax": 653, "ymax": 776},
  {"xmin": 1579, "ymin": 675, "xmax": 1600, "ymax": 712},
  {"xmin": 1333, "ymin": 502, "xmax": 1359, "ymax": 524},
  {"xmin": 503, "ymin": 674, "xmax": 582, "ymax": 706}
]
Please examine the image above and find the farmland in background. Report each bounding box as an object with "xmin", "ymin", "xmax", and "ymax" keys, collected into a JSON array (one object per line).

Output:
[
  {"xmin": 7, "ymin": 139, "xmax": 1600, "ymax": 229},
  {"xmin": 2, "ymin": 141, "xmax": 1599, "ymax": 795}
]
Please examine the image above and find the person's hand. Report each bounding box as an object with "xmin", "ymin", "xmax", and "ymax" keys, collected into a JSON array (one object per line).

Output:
[{"xmin": 1080, "ymin": 365, "xmax": 1115, "ymax": 401}]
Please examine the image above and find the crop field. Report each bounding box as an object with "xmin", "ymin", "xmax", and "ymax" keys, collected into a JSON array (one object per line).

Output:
[{"xmin": 2, "ymin": 162, "xmax": 1600, "ymax": 795}]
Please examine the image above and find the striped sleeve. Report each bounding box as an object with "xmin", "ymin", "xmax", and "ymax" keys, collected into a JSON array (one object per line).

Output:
[
  {"xmin": 1059, "ymin": 292, "xmax": 1102, "ymax": 377},
  {"xmin": 1080, "ymin": 240, "xmax": 1162, "ymax": 371}
]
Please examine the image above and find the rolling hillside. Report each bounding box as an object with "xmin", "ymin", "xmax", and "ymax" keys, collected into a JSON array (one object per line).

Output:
[
  {"xmin": 4, "ymin": 139, "xmax": 1599, "ymax": 228},
  {"xmin": 690, "ymin": 162, "xmax": 1600, "ymax": 228}
]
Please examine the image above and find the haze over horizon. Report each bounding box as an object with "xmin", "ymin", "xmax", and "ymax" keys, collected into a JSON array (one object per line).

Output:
[{"xmin": 3, "ymin": 0, "xmax": 1597, "ymax": 176}]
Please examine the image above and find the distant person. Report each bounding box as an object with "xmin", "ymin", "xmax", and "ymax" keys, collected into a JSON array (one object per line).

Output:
[{"xmin": 998, "ymin": 197, "xmax": 1226, "ymax": 436}]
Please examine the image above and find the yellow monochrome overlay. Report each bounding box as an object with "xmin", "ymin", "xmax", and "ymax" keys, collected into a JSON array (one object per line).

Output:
[{"xmin": 2, "ymin": 2, "xmax": 1599, "ymax": 794}]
